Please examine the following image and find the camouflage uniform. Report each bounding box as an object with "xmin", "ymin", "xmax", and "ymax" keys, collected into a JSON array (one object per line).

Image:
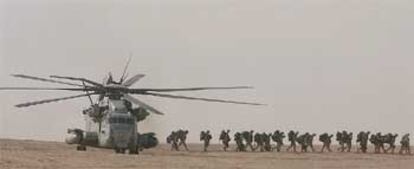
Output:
[
  {"xmin": 337, "ymin": 131, "xmax": 352, "ymax": 152},
  {"xmin": 296, "ymin": 133, "xmax": 309, "ymax": 153},
  {"xmin": 263, "ymin": 133, "xmax": 272, "ymax": 152},
  {"xmin": 219, "ymin": 130, "xmax": 231, "ymax": 152},
  {"xmin": 336, "ymin": 131, "xmax": 344, "ymax": 152},
  {"xmin": 271, "ymin": 130, "xmax": 285, "ymax": 152},
  {"xmin": 200, "ymin": 130, "xmax": 212, "ymax": 152},
  {"xmin": 242, "ymin": 130, "xmax": 255, "ymax": 151},
  {"xmin": 286, "ymin": 130, "xmax": 299, "ymax": 152},
  {"xmin": 234, "ymin": 132, "xmax": 246, "ymax": 152},
  {"xmin": 343, "ymin": 131, "xmax": 353, "ymax": 152},
  {"xmin": 370, "ymin": 133, "xmax": 383, "ymax": 153},
  {"xmin": 399, "ymin": 134, "xmax": 411, "ymax": 155},
  {"xmin": 254, "ymin": 133, "xmax": 264, "ymax": 152},
  {"xmin": 177, "ymin": 129, "xmax": 189, "ymax": 151},
  {"xmin": 167, "ymin": 131, "xmax": 179, "ymax": 151},
  {"xmin": 376, "ymin": 133, "xmax": 398, "ymax": 154},
  {"xmin": 356, "ymin": 131, "xmax": 370, "ymax": 153},
  {"xmin": 319, "ymin": 133, "xmax": 333, "ymax": 152}
]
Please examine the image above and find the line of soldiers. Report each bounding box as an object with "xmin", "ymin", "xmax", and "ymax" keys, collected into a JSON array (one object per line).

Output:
[
  {"xmin": 166, "ymin": 129, "xmax": 189, "ymax": 151},
  {"xmin": 167, "ymin": 129, "xmax": 411, "ymax": 155}
]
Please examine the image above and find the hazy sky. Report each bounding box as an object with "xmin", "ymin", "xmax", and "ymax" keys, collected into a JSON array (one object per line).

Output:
[{"xmin": 1, "ymin": 0, "xmax": 413, "ymax": 143}]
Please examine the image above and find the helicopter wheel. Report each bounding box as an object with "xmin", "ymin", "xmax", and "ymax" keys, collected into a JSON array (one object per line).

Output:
[
  {"xmin": 76, "ymin": 145, "xmax": 86, "ymax": 151},
  {"xmin": 129, "ymin": 146, "xmax": 139, "ymax": 155},
  {"xmin": 115, "ymin": 148, "xmax": 126, "ymax": 154}
]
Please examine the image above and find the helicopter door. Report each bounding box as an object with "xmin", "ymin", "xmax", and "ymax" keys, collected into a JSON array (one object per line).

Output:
[{"xmin": 98, "ymin": 119, "xmax": 111, "ymax": 147}]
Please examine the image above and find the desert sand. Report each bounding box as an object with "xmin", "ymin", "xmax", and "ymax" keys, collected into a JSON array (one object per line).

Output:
[{"xmin": 0, "ymin": 138, "xmax": 413, "ymax": 169}]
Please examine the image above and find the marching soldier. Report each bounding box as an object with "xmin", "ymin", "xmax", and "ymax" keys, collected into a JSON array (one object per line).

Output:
[
  {"xmin": 263, "ymin": 133, "xmax": 272, "ymax": 152},
  {"xmin": 271, "ymin": 130, "xmax": 285, "ymax": 152},
  {"xmin": 200, "ymin": 130, "xmax": 213, "ymax": 152},
  {"xmin": 234, "ymin": 132, "xmax": 246, "ymax": 152},
  {"xmin": 219, "ymin": 130, "xmax": 231, "ymax": 151},
  {"xmin": 319, "ymin": 133, "xmax": 333, "ymax": 152},
  {"xmin": 242, "ymin": 130, "xmax": 255, "ymax": 151},
  {"xmin": 338, "ymin": 131, "xmax": 346, "ymax": 152},
  {"xmin": 383, "ymin": 133, "xmax": 399, "ymax": 154},
  {"xmin": 286, "ymin": 130, "xmax": 299, "ymax": 152},
  {"xmin": 344, "ymin": 131, "xmax": 353, "ymax": 152},
  {"xmin": 177, "ymin": 129, "xmax": 189, "ymax": 151},
  {"xmin": 399, "ymin": 134, "xmax": 411, "ymax": 155},
  {"xmin": 167, "ymin": 131, "xmax": 179, "ymax": 151},
  {"xmin": 356, "ymin": 131, "xmax": 370, "ymax": 153},
  {"xmin": 296, "ymin": 133, "xmax": 309, "ymax": 152},
  {"xmin": 254, "ymin": 133, "xmax": 264, "ymax": 152}
]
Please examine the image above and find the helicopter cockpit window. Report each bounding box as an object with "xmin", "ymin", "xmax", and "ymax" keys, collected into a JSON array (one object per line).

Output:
[{"xmin": 109, "ymin": 100, "xmax": 128, "ymax": 113}]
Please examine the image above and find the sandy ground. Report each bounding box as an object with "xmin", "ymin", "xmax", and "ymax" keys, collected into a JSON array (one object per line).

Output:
[{"xmin": 0, "ymin": 138, "xmax": 413, "ymax": 169}]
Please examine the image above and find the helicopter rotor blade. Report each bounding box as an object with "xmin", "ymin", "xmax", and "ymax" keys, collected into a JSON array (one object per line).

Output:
[
  {"xmin": 50, "ymin": 75, "xmax": 103, "ymax": 87},
  {"xmin": 119, "ymin": 56, "xmax": 132, "ymax": 83},
  {"xmin": 122, "ymin": 74, "xmax": 145, "ymax": 87},
  {"xmin": 102, "ymin": 73, "xmax": 110, "ymax": 85},
  {"xmin": 141, "ymin": 92, "xmax": 265, "ymax": 106},
  {"xmin": 123, "ymin": 94, "xmax": 164, "ymax": 115},
  {"xmin": 129, "ymin": 86, "xmax": 253, "ymax": 93},
  {"xmin": 0, "ymin": 87, "xmax": 91, "ymax": 91},
  {"xmin": 82, "ymin": 81, "xmax": 94, "ymax": 105},
  {"xmin": 15, "ymin": 93, "xmax": 96, "ymax": 108},
  {"xmin": 11, "ymin": 74, "xmax": 85, "ymax": 87}
]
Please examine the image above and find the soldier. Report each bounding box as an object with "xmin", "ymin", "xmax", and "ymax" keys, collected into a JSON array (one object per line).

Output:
[
  {"xmin": 356, "ymin": 131, "xmax": 370, "ymax": 153},
  {"xmin": 271, "ymin": 130, "xmax": 285, "ymax": 152},
  {"xmin": 242, "ymin": 130, "xmax": 255, "ymax": 151},
  {"xmin": 177, "ymin": 129, "xmax": 189, "ymax": 151},
  {"xmin": 319, "ymin": 133, "xmax": 333, "ymax": 152},
  {"xmin": 371, "ymin": 132, "xmax": 387, "ymax": 153},
  {"xmin": 263, "ymin": 133, "xmax": 272, "ymax": 152},
  {"xmin": 343, "ymin": 131, "xmax": 353, "ymax": 152},
  {"xmin": 254, "ymin": 132, "xmax": 264, "ymax": 152},
  {"xmin": 286, "ymin": 130, "xmax": 299, "ymax": 152},
  {"xmin": 296, "ymin": 133, "xmax": 309, "ymax": 152},
  {"xmin": 399, "ymin": 134, "xmax": 411, "ymax": 155},
  {"xmin": 167, "ymin": 131, "xmax": 179, "ymax": 151},
  {"xmin": 370, "ymin": 133, "xmax": 381, "ymax": 153},
  {"xmin": 234, "ymin": 132, "xmax": 246, "ymax": 152},
  {"xmin": 200, "ymin": 130, "xmax": 213, "ymax": 152},
  {"xmin": 378, "ymin": 133, "xmax": 398, "ymax": 154},
  {"xmin": 306, "ymin": 133, "xmax": 316, "ymax": 152},
  {"xmin": 219, "ymin": 130, "xmax": 231, "ymax": 152},
  {"xmin": 336, "ymin": 131, "xmax": 345, "ymax": 152}
]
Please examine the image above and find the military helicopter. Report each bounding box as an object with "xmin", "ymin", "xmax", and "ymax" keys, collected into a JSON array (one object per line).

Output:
[{"xmin": 0, "ymin": 59, "xmax": 264, "ymax": 154}]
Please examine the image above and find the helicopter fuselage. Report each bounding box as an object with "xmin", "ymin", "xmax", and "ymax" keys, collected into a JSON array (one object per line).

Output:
[{"xmin": 65, "ymin": 99, "xmax": 139, "ymax": 153}]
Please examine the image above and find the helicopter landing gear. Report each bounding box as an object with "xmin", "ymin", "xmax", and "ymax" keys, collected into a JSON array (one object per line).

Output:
[
  {"xmin": 76, "ymin": 145, "xmax": 87, "ymax": 151},
  {"xmin": 129, "ymin": 148, "xmax": 139, "ymax": 155},
  {"xmin": 115, "ymin": 148, "xmax": 126, "ymax": 154}
]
